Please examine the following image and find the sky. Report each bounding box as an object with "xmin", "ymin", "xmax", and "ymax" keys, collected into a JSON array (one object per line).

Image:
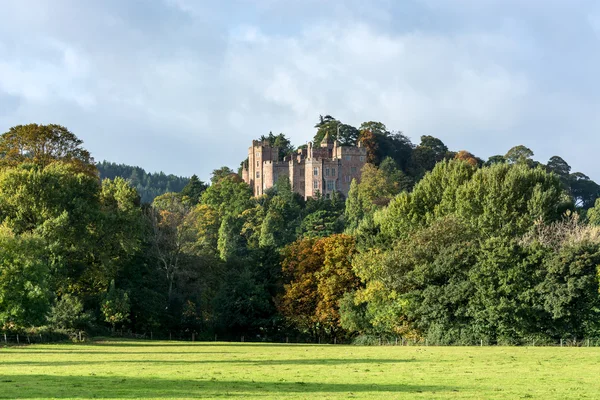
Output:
[{"xmin": 1, "ymin": 0, "xmax": 600, "ymax": 181}]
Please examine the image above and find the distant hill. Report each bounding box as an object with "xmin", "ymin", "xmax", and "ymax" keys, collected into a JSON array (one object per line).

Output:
[{"xmin": 97, "ymin": 161, "xmax": 189, "ymax": 204}]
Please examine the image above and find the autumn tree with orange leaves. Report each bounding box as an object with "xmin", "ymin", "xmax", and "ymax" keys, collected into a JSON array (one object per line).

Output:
[{"xmin": 279, "ymin": 234, "xmax": 361, "ymax": 341}]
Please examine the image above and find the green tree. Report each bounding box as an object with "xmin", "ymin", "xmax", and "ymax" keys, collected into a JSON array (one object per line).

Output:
[
  {"xmin": 101, "ymin": 280, "xmax": 130, "ymax": 330},
  {"xmin": 485, "ymin": 155, "xmax": 506, "ymax": 166},
  {"xmin": 505, "ymin": 145, "xmax": 534, "ymax": 164},
  {"xmin": 0, "ymin": 228, "xmax": 51, "ymax": 329},
  {"xmin": 180, "ymin": 174, "xmax": 207, "ymax": 205},
  {"xmin": 409, "ymin": 135, "xmax": 450, "ymax": 177},
  {"xmin": 47, "ymin": 294, "xmax": 94, "ymax": 331}
]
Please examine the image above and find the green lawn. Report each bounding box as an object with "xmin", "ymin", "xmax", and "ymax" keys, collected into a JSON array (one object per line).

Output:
[{"xmin": 0, "ymin": 340, "xmax": 598, "ymax": 399}]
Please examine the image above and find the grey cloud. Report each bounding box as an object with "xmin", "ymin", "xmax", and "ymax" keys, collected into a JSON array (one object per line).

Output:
[{"xmin": 0, "ymin": 0, "xmax": 599, "ymax": 181}]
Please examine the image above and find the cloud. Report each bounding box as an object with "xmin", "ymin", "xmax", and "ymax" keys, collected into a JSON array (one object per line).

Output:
[{"xmin": 0, "ymin": 0, "xmax": 599, "ymax": 181}]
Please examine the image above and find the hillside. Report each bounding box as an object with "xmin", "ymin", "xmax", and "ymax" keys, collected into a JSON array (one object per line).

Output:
[{"xmin": 97, "ymin": 161, "xmax": 189, "ymax": 203}]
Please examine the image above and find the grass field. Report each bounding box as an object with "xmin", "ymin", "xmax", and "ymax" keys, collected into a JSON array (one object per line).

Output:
[{"xmin": 1, "ymin": 340, "xmax": 599, "ymax": 399}]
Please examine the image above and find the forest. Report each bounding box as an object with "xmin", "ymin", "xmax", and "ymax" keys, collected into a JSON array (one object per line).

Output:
[
  {"xmin": 96, "ymin": 161, "xmax": 190, "ymax": 204},
  {"xmin": 1, "ymin": 120, "xmax": 600, "ymax": 345}
]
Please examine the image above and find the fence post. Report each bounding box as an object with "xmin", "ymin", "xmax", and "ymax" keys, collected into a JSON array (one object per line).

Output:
[
  {"xmin": 286, "ymin": 337, "xmax": 289, "ymax": 344},
  {"xmin": 587, "ymin": 339, "xmax": 590, "ymax": 347},
  {"xmin": 214, "ymin": 334, "xmax": 217, "ymax": 342},
  {"xmin": 169, "ymin": 332, "xmax": 172, "ymax": 341},
  {"xmin": 334, "ymin": 337, "xmax": 336, "ymax": 345},
  {"xmin": 16, "ymin": 334, "xmax": 19, "ymax": 344},
  {"xmin": 426, "ymin": 339, "xmax": 428, "ymax": 347},
  {"xmin": 3, "ymin": 333, "xmax": 6, "ymax": 344},
  {"xmin": 241, "ymin": 336, "xmax": 244, "ymax": 343},
  {"xmin": 480, "ymin": 339, "xmax": 483, "ymax": 347},
  {"xmin": 560, "ymin": 339, "xmax": 563, "ymax": 347},
  {"xmin": 39, "ymin": 334, "xmax": 43, "ymax": 343},
  {"xmin": 150, "ymin": 331, "xmax": 153, "ymax": 340}
]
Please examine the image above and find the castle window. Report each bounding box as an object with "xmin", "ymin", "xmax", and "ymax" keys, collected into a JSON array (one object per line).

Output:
[
  {"xmin": 345, "ymin": 176, "xmax": 351, "ymax": 182},
  {"xmin": 327, "ymin": 180, "xmax": 334, "ymax": 191},
  {"xmin": 313, "ymin": 180, "xmax": 319, "ymax": 189},
  {"xmin": 325, "ymin": 168, "xmax": 330, "ymax": 176},
  {"xmin": 351, "ymin": 167, "xmax": 357, "ymax": 174},
  {"xmin": 331, "ymin": 168, "xmax": 336, "ymax": 176},
  {"xmin": 256, "ymin": 171, "xmax": 260, "ymax": 178},
  {"xmin": 257, "ymin": 161, "xmax": 259, "ymax": 167},
  {"xmin": 256, "ymin": 185, "xmax": 259, "ymax": 193},
  {"xmin": 313, "ymin": 167, "xmax": 319, "ymax": 176},
  {"xmin": 344, "ymin": 155, "xmax": 351, "ymax": 161},
  {"xmin": 360, "ymin": 156, "xmax": 365, "ymax": 162}
]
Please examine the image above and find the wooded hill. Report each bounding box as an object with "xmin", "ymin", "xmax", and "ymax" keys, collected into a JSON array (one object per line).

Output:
[{"xmin": 1, "ymin": 121, "xmax": 600, "ymax": 345}]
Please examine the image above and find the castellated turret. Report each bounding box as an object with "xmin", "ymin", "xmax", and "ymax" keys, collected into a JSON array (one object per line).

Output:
[{"xmin": 242, "ymin": 136, "xmax": 367, "ymax": 199}]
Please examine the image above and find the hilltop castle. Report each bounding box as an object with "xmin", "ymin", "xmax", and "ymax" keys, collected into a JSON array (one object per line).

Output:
[{"xmin": 242, "ymin": 134, "xmax": 367, "ymax": 199}]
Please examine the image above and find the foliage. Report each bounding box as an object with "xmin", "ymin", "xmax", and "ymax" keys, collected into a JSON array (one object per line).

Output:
[
  {"xmin": 97, "ymin": 161, "xmax": 189, "ymax": 204},
  {"xmin": 279, "ymin": 235, "xmax": 359, "ymax": 339},
  {"xmin": 258, "ymin": 132, "xmax": 296, "ymax": 159},
  {"xmin": 0, "ymin": 228, "xmax": 51, "ymax": 329},
  {"xmin": 2, "ymin": 121, "xmax": 600, "ymax": 344},
  {"xmin": 47, "ymin": 294, "xmax": 94, "ymax": 331},
  {"xmin": 101, "ymin": 280, "xmax": 131, "ymax": 329},
  {"xmin": 0, "ymin": 124, "xmax": 95, "ymax": 176},
  {"xmin": 180, "ymin": 175, "xmax": 208, "ymax": 205}
]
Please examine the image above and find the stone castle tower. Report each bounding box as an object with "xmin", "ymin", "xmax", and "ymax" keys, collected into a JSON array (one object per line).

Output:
[{"xmin": 242, "ymin": 134, "xmax": 367, "ymax": 199}]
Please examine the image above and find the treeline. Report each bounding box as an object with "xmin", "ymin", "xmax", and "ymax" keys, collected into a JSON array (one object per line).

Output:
[
  {"xmin": 97, "ymin": 161, "xmax": 190, "ymax": 204},
  {"xmin": 1, "ymin": 122, "xmax": 600, "ymax": 345}
]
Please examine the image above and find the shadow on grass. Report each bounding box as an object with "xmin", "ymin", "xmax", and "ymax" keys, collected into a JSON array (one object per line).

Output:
[
  {"xmin": 90, "ymin": 342, "xmax": 324, "ymax": 347},
  {"xmin": 4, "ymin": 351, "xmax": 232, "ymax": 355},
  {"xmin": 0, "ymin": 358, "xmax": 416, "ymax": 367},
  {"xmin": 0, "ymin": 375, "xmax": 455, "ymax": 398}
]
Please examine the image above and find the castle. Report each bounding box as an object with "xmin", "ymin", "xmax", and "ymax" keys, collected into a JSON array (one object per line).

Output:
[{"xmin": 242, "ymin": 134, "xmax": 367, "ymax": 199}]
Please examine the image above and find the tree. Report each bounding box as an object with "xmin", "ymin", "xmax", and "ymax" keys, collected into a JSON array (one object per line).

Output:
[
  {"xmin": 210, "ymin": 167, "xmax": 237, "ymax": 185},
  {"xmin": 569, "ymin": 172, "xmax": 600, "ymax": 209},
  {"xmin": 201, "ymin": 174, "xmax": 254, "ymax": 216},
  {"xmin": 454, "ymin": 150, "xmax": 479, "ymax": 167},
  {"xmin": 0, "ymin": 228, "xmax": 51, "ymax": 329},
  {"xmin": 258, "ymin": 132, "xmax": 296, "ymax": 159},
  {"xmin": 279, "ymin": 235, "xmax": 360, "ymax": 340},
  {"xmin": 101, "ymin": 280, "xmax": 130, "ymax": 330},
  {"xmin": 217, "ymin": 214, "xmax": 244, "ymax": 261},
  {"xmin": 180, "ymin": 175, "xmax": 207, "ymax": 205},
  {"xmin": 47, "ymin": 294, "xmax": 94, "ymax": 331},
  {"xmin": 547, "ymin": 156, "xmax": 571, "ymax": 178},
  {"xmin": 0, "ymin": 162, "xmax": 104, "ymax": 296},
  {"xmin": 505, "ymin": 145, "xmax": 534, "ymax": 164},
  {"xmin": 485, "ymin": 155, "xmax": 506, "ymax": 166},
  {"xmin": 97, "ymin": 161, "xmax": 189, "ymax": 204},
  {"xmin": 358, "ymin": 122, "xmax": 414, "ymax": 169},
  {"xmin": 0, "ymin": 124, "xmax": 96, "ymax": 175},
  {"xmin": 149, "ymin": 193, "xmax": 194, "ymax": 303},
  {"xmin": 95, "ymin": 177, "xmax": 144, "ymax": 288},
  {"xmin": 300, "ymin": 210, "xmax": 344, "ymax": 238},
  {"xmin": 409, "ymin": 135, "xmax": 450, "ymax": 177},
  {"xmin": 587, "ymin": 198, "xmax": 600, "ymax": 225}
]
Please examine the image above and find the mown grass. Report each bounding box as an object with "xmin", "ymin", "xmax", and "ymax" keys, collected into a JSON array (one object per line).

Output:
[{"xmin": 0, "ymin": 340, "xmax": 598, "ymax": 399}]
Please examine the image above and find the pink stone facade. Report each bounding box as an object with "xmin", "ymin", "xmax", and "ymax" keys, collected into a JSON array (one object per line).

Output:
[{"xmin": 242, "ymin": 136, "xmax": 367, "ymax": 199}]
